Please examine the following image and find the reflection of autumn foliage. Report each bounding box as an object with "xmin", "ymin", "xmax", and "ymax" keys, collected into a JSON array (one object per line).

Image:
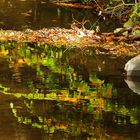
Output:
[{"xmin": 0, "ymin": 41, "xmax": 139, "ymax": 139}]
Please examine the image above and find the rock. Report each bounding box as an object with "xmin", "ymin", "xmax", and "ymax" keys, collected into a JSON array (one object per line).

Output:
[
  {"xmin": 124, "ymin": 55, "xmax": 140, "ymax": 77},
  {"xmin": 125, "ymin": 77, "xmax": 140, "ymax": 94}
]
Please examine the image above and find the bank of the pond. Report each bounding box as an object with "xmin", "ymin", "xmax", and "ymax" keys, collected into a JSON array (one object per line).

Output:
[{"xmin": 0, "ymin": 28, "xmax": 139, "ymax": 57}]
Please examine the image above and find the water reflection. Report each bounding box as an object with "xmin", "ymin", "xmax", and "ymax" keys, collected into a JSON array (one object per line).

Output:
[
  {"xmin": 125, "ymin": 77, "xmax": 140, "ymax": 95},
  {"xmin": 0, "ymin": 0, "xmax": 121, "ymax": 31},
  {"xmin": 0, "ymin": 42, "xmax": 140, "ymax": 139}
]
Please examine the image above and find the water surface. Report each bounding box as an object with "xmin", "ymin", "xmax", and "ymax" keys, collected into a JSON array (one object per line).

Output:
[
  {"xmin": 0, "ymin": 1, "xmax": 139, "ymax": 139},
  {"xmin": 0, "ymin": 42, "xmax": 140, "ymax": 140},
  {"xmin": 0, "ymin": 0, "xmax": 121, "ymax": 32}
]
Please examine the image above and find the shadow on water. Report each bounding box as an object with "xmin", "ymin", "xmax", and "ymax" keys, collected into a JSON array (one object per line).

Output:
[
  {"xmin": 0, "ymin": 42, "xmax": 140, "ymax": 139},
  {"xmin": 0, "ymin": 0, "xmax": 121, "ymax": 32}
]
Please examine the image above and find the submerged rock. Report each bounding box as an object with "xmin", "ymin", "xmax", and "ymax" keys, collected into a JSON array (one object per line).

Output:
[{"xmin": 125, "ymin": 55, "xmax": 140, "ymax": 77}]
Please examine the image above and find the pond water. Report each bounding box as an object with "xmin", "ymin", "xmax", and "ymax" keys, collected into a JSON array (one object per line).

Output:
[
  {"xmin": 0, "ymin": 0, "xmax": 122, "ymax": 32},
  {"xmin": 0, "ymin": 0, "xmax": 139, "ymax": 140},
  {"xmin": 0, "ymin": 42, "xmax": 140, "ymax": 140}
]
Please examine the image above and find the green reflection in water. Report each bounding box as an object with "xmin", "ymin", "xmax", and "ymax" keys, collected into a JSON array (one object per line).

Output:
[{"xmin": 0, "ymin": 42, "xmax": 140, "ymax": 139}]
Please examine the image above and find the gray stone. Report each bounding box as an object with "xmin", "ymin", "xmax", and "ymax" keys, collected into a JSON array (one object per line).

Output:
[
  {"xmin": 125, "ymin": 78, "xmax": 140, "ymax": 94},
  {"xmin": 125, "ymin": 55, "xmax": 140, "ymax": 77}
]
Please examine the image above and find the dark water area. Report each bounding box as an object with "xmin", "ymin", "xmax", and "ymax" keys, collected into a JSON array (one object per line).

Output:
[
  {"xmin": 0, "ymin": 42, "xmax": 140, "ymax": 140},
  {"xmin": 0, "ymin": 0, "xmax": 122, "ymax": 32}
]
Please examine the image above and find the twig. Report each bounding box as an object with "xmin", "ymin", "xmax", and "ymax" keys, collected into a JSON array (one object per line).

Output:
[
  {"xmin": 93, "ymin": 0, "xmax": 104, "ymax": 11},
  {"xmin": 103, "ymin": 2, "xmax": 134, "ymax": 17}
]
